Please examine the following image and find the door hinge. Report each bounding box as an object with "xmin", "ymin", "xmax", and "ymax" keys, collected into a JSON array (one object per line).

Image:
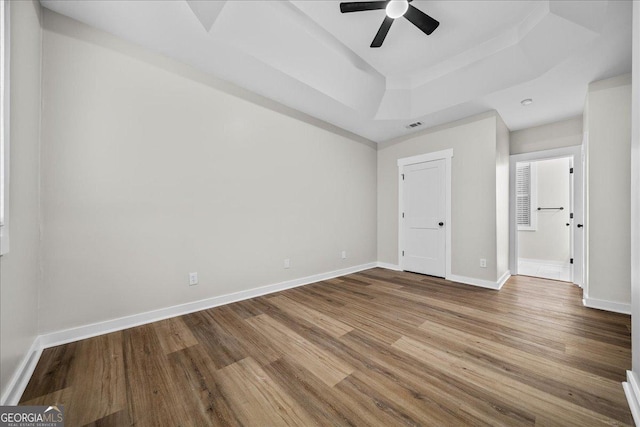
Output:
[
  {"xmin": 401, "ymin": 174, "xmax": 405, "ymax": 180},
  {"xmin": 570, "ymin": 167, "xmax": 574, "ymax": 174},
  {"xmin": 570, "ymin": 213, "xmax": 574, "ymax": 219},
  {"xmin": 570, "ymin": 258, "xmax": 574, "ymax": 264},
  {"xmin": 402, "ymin": 212, "xmax": 405, "ymax": 218},
  {"xmin": 402, "ymin": 250, "xmax": 405, "ymax": 256}
]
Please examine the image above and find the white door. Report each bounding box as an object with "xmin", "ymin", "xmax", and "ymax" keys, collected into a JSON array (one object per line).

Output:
[{"xmin": 402, "ymin": 159, "xmax": 446, "ymax": 277}]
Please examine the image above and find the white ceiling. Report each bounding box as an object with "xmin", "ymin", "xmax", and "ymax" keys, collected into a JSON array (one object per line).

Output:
[{"xmin": 40, "ymin": 0, "xmax": 632, "ymax": 143}]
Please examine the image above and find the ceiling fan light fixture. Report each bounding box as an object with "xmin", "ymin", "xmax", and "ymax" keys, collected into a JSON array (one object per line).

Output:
[
  {"xmin": 339, "ymin": 0, "xmax": 439, "ymax": 47},
  {"xmin": 386, "ymin": 0, "xmax": 409, "ymax": 19}
]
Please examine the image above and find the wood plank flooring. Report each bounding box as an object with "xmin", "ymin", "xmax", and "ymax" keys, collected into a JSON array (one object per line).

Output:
[{"xmin": 20, "ymin": 269, "xmax": 633, "ymax": 426}]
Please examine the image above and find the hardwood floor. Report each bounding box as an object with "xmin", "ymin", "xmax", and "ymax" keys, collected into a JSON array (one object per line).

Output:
[{"xmin": 20, "ymin": 269, "xmax": 633, "ymax": 426}]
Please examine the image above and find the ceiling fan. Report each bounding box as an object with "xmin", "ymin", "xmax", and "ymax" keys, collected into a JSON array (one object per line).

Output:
[{"xmin": 339, "ymin": 0, "xmax": 439, "ymax": 48}]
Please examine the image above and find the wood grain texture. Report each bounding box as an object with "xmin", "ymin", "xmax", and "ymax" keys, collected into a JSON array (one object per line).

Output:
[
  {"xmin": 268, "ymin": 295, "xmax": 354, "ymax": 338},
  {"xmin": 154, "ymin": 316, "xmax": 198, "ymax": 355},
  {"xmin": 245, "ymin": 313, "xmax": 354, "ymax": 387},
  {"xmin": 20, "ymin": 269, "xmax": 633, "ymax": 426},
  {"xmin": 214, "ymin": 357, "xmax": 316, "ymax": 427}
]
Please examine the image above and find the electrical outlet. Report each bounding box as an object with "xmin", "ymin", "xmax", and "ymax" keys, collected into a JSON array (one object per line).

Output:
[
  {"xmin": 480, "ymin": 259, "xmax": 487, "ymax": 268},
  {"xmin": 189, "ymin": 272, "xmax": 198, "ymax": 286},
  {"xmin": 341, "ymin": 250, "xmax": 347, "ymax": 259},
  {"xmin": 284, "ymin": 258, "xmax": 290, "ymax": 269}
]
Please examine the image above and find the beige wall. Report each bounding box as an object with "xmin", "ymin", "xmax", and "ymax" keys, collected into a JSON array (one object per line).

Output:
[
  {"xmin": 38, "ymin": 10, "xmax": 377, "ymax": 333},
  {"xmin": 518, "ymin": 157, "xmax": 571, "ymax": 262},
  {"xmin": 378, "ymin": 112, "xmax": 503, "ymax": 282},
  {"xmin": 585, "ymin": 74, "xmax": 632, "ymax": 305},
  {"xmin": 0, "ymin": 0, "xmax": 42, "ymax": 400},
  {"xmin": 510, "ymin": 116, "xmax": 583, "ymax": 155},
  {"xmin": 496, "ymin": 115, "xmax": 510, "ymax": 278}
]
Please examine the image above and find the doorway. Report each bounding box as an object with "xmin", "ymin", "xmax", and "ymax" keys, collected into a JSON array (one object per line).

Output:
[
  {"xmin": 516, "ymin": 157, "xmax": 572, "ymax": 281},
  {"xmin": 509, "ymin": 145, "xmax": 584, "ymax": 287}
]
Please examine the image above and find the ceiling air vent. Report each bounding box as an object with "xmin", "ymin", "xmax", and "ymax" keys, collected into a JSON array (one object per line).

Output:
[{"xmin": 405, "ymin": 121, "xmax": 423, "ymax": 129}]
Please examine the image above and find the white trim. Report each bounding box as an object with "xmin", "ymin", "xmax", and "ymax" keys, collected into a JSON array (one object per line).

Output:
[
  {"xmin": 397, "ymin": 149, "xmax": 453, "ymax": 279},
  {"xmin": 39, "ymin": 262, "xmax": 377, "ymax": 349},
  {"xmin": 582, "ymin": 296, "xmax": 631, "ymax": 315},
  {"xmin": 376, "ymin": 262, "xmax": 401, "ymax": 271},
  {"xmin": 509, "ymin": 146, "xmax": 583, "ymax": 164},
  {"xmin": 496, "ymin": 270, "xmax": 511, "ymax": 289},
  {"xmin": 0, "ymin": 263, "xmax": 514, "ymax": 404},
  {"xmin": 0, "ymin": 336, "xmax": 42, "ymax": 405},
  {"xmin": 376, "ymin": 263, "xmax": 511, "ymax": 291},
  {"xmin": 0, "ymin": 262, "xmax": 376, "ymax": 404},
  {"xmin": 445, "ymin": 154, "xmax": 452, "ymax": 280},
  {"xmin": 580, "ymin": 134, "xmax": 587, "ymax": 291},
  {"xmin": 509, "ymin": 145, "xmax": 583, "ymax": 288},
  {"xmin": 623, "ymin": 370, "xmax": 640, "ymax": 426},
  {"xmin": 448, "ymin": 270, "xmax": 510, "ymax": 290},
  {"xmin": 396, "ymin": 148, "xmax": 453, "ymax": 167}
]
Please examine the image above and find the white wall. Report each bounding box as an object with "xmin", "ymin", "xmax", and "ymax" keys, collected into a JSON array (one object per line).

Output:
[
  {"xmin": 518, "ymin": 157, "xmax": 571, "ymax": 263},
  {"xmin": 0, "ymin": 0, "xmax": 41, "ymax": 400},
  {"xmin": 510, "ymin": 116, "xmax": 583, "ymax": 155},
  {"xmin": 38, "ymin": 10, "xmax": 377, "ymax": 334},
  {"xmin": 496, "ymin": 115, "xmax": 510, "ymax": 278},
  {"xmin": 378, "ymin": 112, "xmax": 504, "ymax": 282},
  {"xmin": 584, "ymin": 74, "xmax": 632, "ymax": 306},
  {"xmin": 624, "ymin": 5, "xmax": 639, "ymax": 418},
  {"xmin": 630, "ymin": 0, "xmax": 640, "ymax": 389}
]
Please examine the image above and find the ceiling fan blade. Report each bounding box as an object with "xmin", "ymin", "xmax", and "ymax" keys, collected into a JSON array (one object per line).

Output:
[
  {"xmin": 371, "ymin": 16, "xmax": 394, "ymax": 48},
  {"xmin": 404, "ymin": 4, "xmax": 439, "ymax": 35},
  {"xmin": 340, "ymin": 1, "xmax": 388, "ymax": 13}
]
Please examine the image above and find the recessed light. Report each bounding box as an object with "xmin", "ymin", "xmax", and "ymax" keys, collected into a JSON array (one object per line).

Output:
[{"xmin": 521, "ymin": 98, "xmax": 533, "ymax": 106}]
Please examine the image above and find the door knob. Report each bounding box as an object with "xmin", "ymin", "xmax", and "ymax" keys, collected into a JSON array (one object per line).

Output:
[
  {"xmin": 438, "ymin": 222, "xmax": 444, "ymax": 226},
  {"xmin": 566, "ymin": 223, "xmax": 570, "ymax": 226},
  {"xmin": 577, "ymin": 224, "xmax": 583, "ymax": 228}
]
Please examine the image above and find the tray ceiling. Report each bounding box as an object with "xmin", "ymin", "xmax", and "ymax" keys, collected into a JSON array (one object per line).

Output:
[{"xmin": 40, "ymin": 0, "xmax": 632, "ymax": 143}]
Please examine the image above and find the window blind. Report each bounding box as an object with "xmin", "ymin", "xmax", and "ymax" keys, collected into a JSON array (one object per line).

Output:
[{"xmin": 516, "ymin": 163, "xmax": 531, "ymax": 227}]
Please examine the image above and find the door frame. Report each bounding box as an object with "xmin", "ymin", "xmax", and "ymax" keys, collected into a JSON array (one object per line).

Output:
[
  {"xmin": 509, "ymin": 145, "xmax": 584, "ymax": 287},
  {"xmin": 397, "ymin": 149, "xmax": 453, "ymax": 278}
]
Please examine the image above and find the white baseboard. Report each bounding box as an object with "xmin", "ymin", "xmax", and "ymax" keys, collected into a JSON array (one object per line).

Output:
[
  {"xmin": 376, "ymin": 262, "xmax": 401, "ymax": 271},
  {"xmin": 623, "ymin": 370, "xmax": 640, "ymax": 426},
  {"xmin": 2, "ymin": 262, "xmax": 376, "ymax": 405},
  {"xmin": 496, "ymin": 270, "xmax": 511, "ymax": 289},
  {"xmin": 582, "ymin": 296, "xmax": 631, "ymax": 315},
  {"xmin": 39, "ymin": 262, "xmax": 377, "ymax": 349},
  {"xmin": 375, "ymin": 263, "xmax": 511, "ymax": 291},
  {"xmin": 0, "ymin": 336, "xmax": 43, "ymax": 405},
  {"xmin": 447, "ymin": 270, "xmax": 511, "ymax": 290}
]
